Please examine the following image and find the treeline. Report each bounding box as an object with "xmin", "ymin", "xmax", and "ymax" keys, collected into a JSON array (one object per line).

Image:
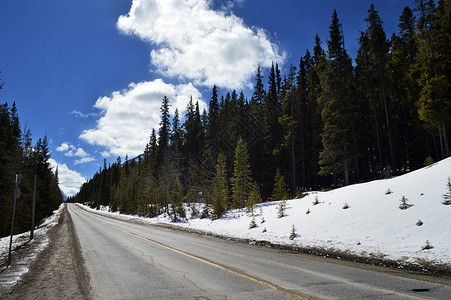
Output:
[
  {"xmin": 0, "ymin": 98, "xmax": 63, "ymax": 238},
  {"xmin": 70, "ymin": 2, "xmax": 450, "ymax": 219}
]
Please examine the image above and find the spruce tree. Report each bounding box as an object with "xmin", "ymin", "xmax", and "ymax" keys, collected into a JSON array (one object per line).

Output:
[
  {"xmin": 170, "ymin": 108, "xmax": 183, "ymax": 152},
  {"xmin": 319, "ymin": 10, "xmax": 357, "ymax": 185},
  {"xmin": 365, "ymin": 4, "xmax": 397, "ymax": 172},
  {"xmin": 170, "ymin": 175, "xmax": 184, "ymax": 222},
  {"xmin": 308, "ymin": 35, "xmax": 326, "ymax": 189},
  {"xmin": 248, "ymin": 67, "xmax": 266, "ymax": 191},
  {"xmin": 271, "ymin": 168, "xmax": 289, "ymax": 202},
  {"xmin": 443, "ymin": 177, "xmax": 451, "ymax": 205},
  {"xmin": 388, "ymin": 6, "xmax": 423, "ymax": 170},
  {"xmin": 204, "ymin": 86, "xmax": 220, "ymax": 169},
  {"xmin": 414, "ymin": 0, "xmax": 450, "ymax": 158},
  {"xmin": 157, "ymin": 96, "xmax": 171, "ymax": 164},
  {"xmin": 231, "ymin": 138, "xmax": 252, "ymax": 208},
  {"xmin": 211, "ymin": 153, "xmax": 229, "ymax": 219},
  {"xmin": 247, "ymin": 181, "xmax": 262, "ymax": 215}
]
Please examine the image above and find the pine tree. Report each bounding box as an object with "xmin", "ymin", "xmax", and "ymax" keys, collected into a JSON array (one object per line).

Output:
[
  {"xmin": 289, "ymin": 225, "xmax": 297, "ymax": 240},
  {"xmin": 247, "ymin": 181, "xmax": 262, "ymax": 215},
  {"xmin": 271, "ymin": 168, "xmax": 289, "ymax": 202},
  {"xmin": 355, "ymin": 30, "xmax": 383, "ymax": 175},
  {"xmin": 307, "ymin": 35, "xmax": 326, "ymax": 189},
  {"xmin": 249, "ymin": 216, "xmax": 257, "ymax": 229},
  {"xmin": 319, "ymin": 10, "xmax": 357, "ymax": 186},
  {"xmin": 211, "ymin": 153, "xmax": 229, "ymax": 219},
  {"xmin": 170, "ymin": 174, "xmax": 184, "ymax": 222},
  {"xmin": 183, "ymin": 99, "xmax": 204, "ymax": 167},
  {"xmin": 204, "ymin": 86, "xmax": 220, "ymax": 169},
  {"xmin": 262, "ymin": 63, "xmax": 284, "ymax": 198},
  {"xmin": 414, "ymin": 0, "xmax": 450, "ymax": 158},
  {"xmin": 170, "ymin": 109, "xmax": 183, "ymax": 152},
  {"xmin": 365, "ymin": 4, "xmax": 397, "ymax": 173},
  {"xmin": 248, "ymin": 67, "xmax": 266, "ymax": 193},
  {"xmin": 443, "ymin": 177, "xmax": 451, "ymax": 205},
  {"xmin": 157, "ymin": 96, "xmax": 171, "ymax": 164},
  {"xmin": 388, "ymin": 6, "xmax": 423, "ymax": 171},
  {"xmin": 231, "ymin": 138, "xmax": 252, "ymax": 208}
]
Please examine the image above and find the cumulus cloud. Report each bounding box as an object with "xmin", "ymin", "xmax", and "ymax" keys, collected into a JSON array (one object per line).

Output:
[
  {"xmin": 49, "ymin": 159, "xmax": 86, "ymax": 197},
  {"xmin": 56, "ymin": 142, "xmax": 70, "ymax": 152},
  {"xmin": 117, "ymin": 0, "xmax": 285, "ymax": 89},
  {"xmin": 79, "ymin": 79, "xmax": 204, "ymax": 158},
  {"xmin": 74, "ymin": 157, "xmax": 96, "ymax": 165},
  {"xmin": 56, "ymin": 142, "xmax": 94, "ymax": 164}
]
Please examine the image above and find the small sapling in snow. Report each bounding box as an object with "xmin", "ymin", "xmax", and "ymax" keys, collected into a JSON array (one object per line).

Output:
[
  {"xmin": 416, "ymin": 219, "xmax": 423, "ymax": 226},
  {"xmin": 261, "ymin": 217, "xmax": 265, "ymax": 223},
  {"xmin": 399, "ymin": 196, "xmax": 411, "ymax": 210},
  {"xmin": 313, "ymin": 196, "xmax": 319, "ymax": 205},
  {"xmin": 262, "ymin": 227, "xmax": 267, "ymax": 233},
  {"xmin": 277, "ymin": 199, "xmax": 287, "ymax": 218},
  {"xmin": 289, "ymin": 225, "xmax": 297, "ymax": 240},
  {"xmin": 249, "ymin": 217, "xmax": 257, "ymax": 229},
  {"xmin": 306, "ymin": 208, "xmax": 310, "ymax": 214},
  {"xmin": 424, "ymin": 156, "xmax": 434, "ymax": 166},
  {"xmin": 342, "ymin": 203, "xmax": 349, "ymax": 209},
  {"xmin": 385, "ymin": 188, "xmax": 392, "ymax": 195},
  {"xmin": 422, "ymin": 240, "xmax": 433, "ymax": 250},
  {"xmin": 443, "ymin": 177, "xmax": 451, "ymax": 205}
]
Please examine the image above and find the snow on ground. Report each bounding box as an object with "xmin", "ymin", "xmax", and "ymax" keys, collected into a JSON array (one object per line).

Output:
[
  {"xmin": 0, "ymin": 204, "xmax": 64, "ymax": 258},
  {"xmin": 0, "ymin": 204, "xmax": 64, "ymax": 293},
  {"xmin": 81, "ymin": 157, "xmax": 451, "ymax": 267}
]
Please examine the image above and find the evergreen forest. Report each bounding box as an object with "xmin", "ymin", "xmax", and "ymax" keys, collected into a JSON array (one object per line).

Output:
[
  {"xmin": 0, "ymin": 96, "xmax": 63, "ymax": 238},
  {"xmin": 69, "ymin": 1, "xmax": 450, "ymax": 220}
]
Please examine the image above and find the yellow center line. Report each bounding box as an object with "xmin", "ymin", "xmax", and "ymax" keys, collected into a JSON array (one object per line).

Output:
[{"xmin": 98, "ymin": 219, "xmax": 315, "ymax": 300}]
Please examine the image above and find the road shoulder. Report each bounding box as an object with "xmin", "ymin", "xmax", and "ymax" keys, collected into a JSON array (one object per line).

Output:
[{"xmin": 3, "ymin": 205, "xmax": 91, "ymax": 299}]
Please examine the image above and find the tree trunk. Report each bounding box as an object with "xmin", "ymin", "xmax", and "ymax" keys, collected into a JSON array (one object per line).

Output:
[
  {"xmin": 378, "ymin": 64, "xmax": 396, "ymax": 173},
  {"xmin": 439, "ymin": 128, "xmax": 444, "ymax": 159},
  {"xmin": 344, "ymin": 161, "xmax": 349, "ymax": 186},
  {"xmin": 443, "ymin": 124, "xmax": 450, "ymax": 158},
  {"xmin": 370, "ymin": 95, "xmax": 383, "ymax": 169}
]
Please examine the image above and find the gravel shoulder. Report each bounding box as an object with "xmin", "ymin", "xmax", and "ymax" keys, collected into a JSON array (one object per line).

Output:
[{"xmin": 2, "ymin": 205, "xmax": 90, "ymax": 299}]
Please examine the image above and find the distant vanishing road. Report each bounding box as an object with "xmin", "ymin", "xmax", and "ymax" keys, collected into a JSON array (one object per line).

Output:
[{"xmin": 68, "ymin": 204, "xmax": 451, "ymax": 299}]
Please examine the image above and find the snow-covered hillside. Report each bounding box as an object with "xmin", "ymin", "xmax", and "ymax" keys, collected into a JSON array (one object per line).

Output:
[{"xmin": 83, "ymin": 157, "xmax": 451, "ymax": 267}]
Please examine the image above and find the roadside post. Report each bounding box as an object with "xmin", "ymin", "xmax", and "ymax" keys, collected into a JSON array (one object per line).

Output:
[
  {"xmin": 30, "ymin": 174, "xmax": 37, "ymax": 240},
  {"xmin": 7, "ymin": 173, "xmax": 21, "ymax": 267}
]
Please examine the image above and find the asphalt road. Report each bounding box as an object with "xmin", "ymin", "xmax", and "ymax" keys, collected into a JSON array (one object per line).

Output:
[{"xmin": 68, "ymin": 204, "xmax": 451, "ymax": 299}]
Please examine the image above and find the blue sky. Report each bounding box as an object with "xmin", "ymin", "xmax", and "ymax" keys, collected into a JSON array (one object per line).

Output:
[{"xmin": 0, "ymin": 0, "xmax": 413, "ymax": 196}]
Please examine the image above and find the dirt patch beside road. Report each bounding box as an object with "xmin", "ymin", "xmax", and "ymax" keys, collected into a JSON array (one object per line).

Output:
[{"xmin": 2, "ymin": 205, "xmax": 90, "ymax": 299}]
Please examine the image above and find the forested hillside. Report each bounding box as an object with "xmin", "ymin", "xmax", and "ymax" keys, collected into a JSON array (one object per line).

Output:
[
  {"xmin": 0, "ymin": 88, "xmax": 63, "ymax": 238},
  {"xmin": 70, "ymin": 1, "xmax": 450, "ymax": 220}
]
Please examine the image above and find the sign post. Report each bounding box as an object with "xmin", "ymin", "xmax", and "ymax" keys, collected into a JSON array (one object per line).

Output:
[
  {"xmin": 30, "ymin": 174, "xmax": 37, "ymax": 240},
  {"xmin": 7, "ymin": 174, "xmax": 21, "ymax": 267}
]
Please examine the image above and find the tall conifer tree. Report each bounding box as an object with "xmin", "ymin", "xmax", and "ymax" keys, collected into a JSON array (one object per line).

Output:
[
  {"xmin": 319, "ymin": 10, "xmax": 357, "ymax": 185},
  {"xmin": 231, "ymin": 138, "xmax": 252, "ymax": 208}
]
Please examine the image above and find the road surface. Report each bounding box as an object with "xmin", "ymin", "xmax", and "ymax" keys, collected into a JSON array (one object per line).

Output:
[{"xmin": 68, "ymin": 204, "xmax": 451, "ymax": 299}]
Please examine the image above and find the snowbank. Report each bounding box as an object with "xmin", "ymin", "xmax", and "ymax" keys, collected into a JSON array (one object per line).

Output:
[
  {"xmin": 0, "ymin": 204, "xmax": 64, "ymax": 258},
  {"xmin": 0, "ymin": 204, "xmax": 64, "ymax": 294}
]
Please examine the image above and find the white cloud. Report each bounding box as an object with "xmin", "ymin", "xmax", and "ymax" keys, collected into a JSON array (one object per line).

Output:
[
  {"xmin": 74, "ymin": 157, "xmax": 96, "ymax": 165},
  {"xmin": 117, "ymin": 0, "xmax": 285, "ymax": 89},
  {"xmin": 56, "ymin": 142, "xmax": 94, "ymax": 164},
  {"xmin": 70, "ymin": 110, "xmax": 99, "ymax": 118},
  {"xmin": 49, "ymin": 159, "xmax": 86, "ymax": 197},
  {"xmin": 73, "ymin": 148, "xmax": 89, "ymax": 157},
  {"xmin": 56, "ymin": 142, "xmax": 70, "ymax": 152},
  {"xmin": 79, "ymin": 79, "xmax": 205, "ymax": 158}
]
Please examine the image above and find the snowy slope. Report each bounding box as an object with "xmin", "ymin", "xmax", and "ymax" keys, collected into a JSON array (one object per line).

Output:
[{"xmin": 82, "ymin": 157, "xmax": 451, "ymax": 267}]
